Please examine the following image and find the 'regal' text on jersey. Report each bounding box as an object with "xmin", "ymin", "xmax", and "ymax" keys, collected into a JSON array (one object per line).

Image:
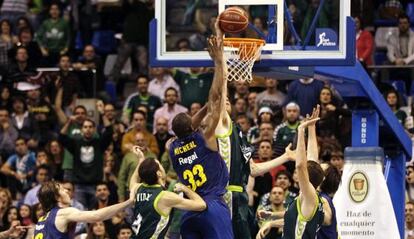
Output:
[{"xmin": 169, "ymin": 132, "xmax": 229, "ymax": 199}]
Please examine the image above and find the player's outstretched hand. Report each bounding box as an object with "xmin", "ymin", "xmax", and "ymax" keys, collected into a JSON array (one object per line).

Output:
[
  {"xmin": 283, "ymin": 143, "xmax": 296, "ymax": 161},
  {"xmin": 173, "ymin": 183, "xmax": 189, "ymax": 193},
  {"xmin": 207, "ymin": 35, "xmax": 224, "ymax": 63},
  {"xmin": 298, "ymin": 106, "xmax": 320, "ymax": 130},
  {"xmin": 214, "ymin": 18, "xmax": 224, "ymax": 42},
  {"xmin": 132, "ymin": 146, "xmax": 145, "ymax": 160}
]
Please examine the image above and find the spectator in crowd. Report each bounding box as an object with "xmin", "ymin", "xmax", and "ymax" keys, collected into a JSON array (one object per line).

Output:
[
  {"xmin": 0, "ymin": 19, "xmax": 17, "ymax": 67},
  {"xmin": 386, "ymin": 89, "xmax": 407, "ymax": 126},
  {"xmin": 148, "ymin": 68, "xmax": 181, "ymax": 102},
  {"xmin": 273, "ymin": 102, "xmax": 300, "ymax": 170},
  {"xmin": 0, "ymin": 206, "xmax": 20, "ymax": 232},
  {"xmin": 47, "ymin": 55, "xmax": 81, "ymax": 111},
  {"xmin": 91, "ymin": 183, "xmax": 114, "ymax": 210},
  {"xmin": 286, "ymin": 78, "xmax": 324, "ymax": 116},
  {"xmin": 256, "ymin": 78, "xmax": 286, "ymax": 123},
  {"xmin": 55, "ymin": 88, "xmax": 87, "ymax": 137},
  {"xmin": 233, "ymin": 80, "xmax": 250, "ymax": 101},
  {"xmin": 233, "ymin": 98, "xmax": 248, "ymax": 118},
  {"xmin": 351, "ymin": 0, "xmax": 374, "ymax": 28},
  {"xmin": 45, "ymin": 139, "xmax": 67, "ymax": 181},
  {"xmin": 388, "ymin": 14, "xmax": 414, "ymax": 63},
  {"xmin": 387, "ymin": 14, "xmax": 414, "ymax": 90},
  {"xmin": 406, "ymin": 201, "xmax": 414, "ymax": 239},
  {"xmin": 121, "ymin": 110, "xmax": 159, "ymax": 156},
  {"xmin": 0, "ymin": 86, "xmax": 12, "ymax": 112},
  {"xmin": 355, "ymin": 16, "xmax": 374, "ymax": 67},
  {"xmin": 0, "ymin": 137, "xmax": 36, "ymax": 197},
  {"xmin": 379, "ymin": 0, "xmax": 404, "ymax": 20},
  {"xmin": 248, "ymin": 106, "xmax": 274, "ymax": 144},
  {"xmin": 26, "ymin": 88, "xmax": 57, "ymax": 146},
  {"xmin": 23, "ymin": 165, "xmax": 50, "ymax": 206},
  {"xmin": 110, "ymin": 0, "xmax": 154, "ymax": 79},
  {"xmin": 172, "ymin": 68, "xmax": 213, "ymax": 108},
  {"xmin": 15, "ymin": 17, "xmax": 32, "ymax": 33},
  {"xmin": 10, "ymin": 96, "xmax": 38, "ymax": 142},
  {"xmin": 189, "ymin": 102, "xmax": 202, "ymax": 116},
  {"xmin": 256, "ymin": 186, "xmax": 285, "ymax": 239},
  {"xmin": 9, "ymin": 27, "xmax": 42, "ymax": 68},
  {"xmin": 0, "ymin": 107, "xmax": 18, "ymax": 158},
  {"xmin": 153, "ymin": 116, "xmax": 173, "ymax": 158},
  {"xmin": 6, "ymin": 46, "xmax": 37, "ymax": 85},
  {"xmin": 251, "ymin": 140, "xmax": 277, "ymax": 210},
  {"xmin": 122, "ymin": 75, "xmax": 162, "ymax": 130},
  {"xmin": 259, "ymin": 170, "xmax": 298, "ymax": 209},
  {"xmin": 82, "ymin": 221, "xmax": 110, "ymax": 239},
  {"xmin": 19, "ymin": 204, "xmax": 33, "ymax": 227},
  {"xmin": 247, "ymin": 91, "xmax": 258, "ymax": 121},
  {"xmin": 317, "ymin": 86, "xmax": 351, "ymax": 140},
  {"xmin": 407, "ymin": 165, "xmax": 414, "ymax": 202},
  {"xmin": 73, "ymin": 45, "xmax": 105, "ymax": 98},
  {"xmin": 329, "ymin": 150, "xmax": 344, "ymax": 172},
  {"xmin": 59, "ymin": 116, "xmax": 113, "ymax": 209},
  {"xmin": 36, "ymin": 3, "xmax": 70, "ymax": 66},
  {"xmin": 116, "ymin": 224, "xmax": 132, "ymax": 239},
  {"xmin": 235, "ymin": 114, "xmax": 252, "ymax": 135},
  {"xmin": 0, "ymin": 188, "xmax": 12, "ymax": 220},
  {"xmin": 153, "ymin": 87, "xmax": 188, "ymax": 135},
  {"xmin": 0, "ymin": 0, "xmax": 27, "ymax": 25}
]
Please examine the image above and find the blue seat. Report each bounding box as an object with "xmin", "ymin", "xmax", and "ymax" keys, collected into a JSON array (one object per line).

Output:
[
  {"xmin": 92, "ymin": 30, "xmax": 117, "ymax": 55},
  {"xmin": 105, "ymin": 80, "xmax": 117, "ymax": 102},
  {"xmin": 374, "ymin": 51, "xmax": 387, "ymax": 65},
  {"xmin": 391, "ymin": 80, "xmax": 407, "ymax": 104},
  {"xmin": 407, "ymin": 3, "xmax": 414, "ymax": 24},
  {"xmin": 75, "ymin": 32, "xmax": 84, "ymax": 51}
]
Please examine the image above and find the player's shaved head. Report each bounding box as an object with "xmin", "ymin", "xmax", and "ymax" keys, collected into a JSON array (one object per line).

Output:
[{"xmin": 172, "ymin": 113, "xmax": 193, "ymax": 138}]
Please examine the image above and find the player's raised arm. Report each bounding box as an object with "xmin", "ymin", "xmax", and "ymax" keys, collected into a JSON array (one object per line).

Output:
[
  {"xmin": 201, "ymin": 27, "xmax": 227, "ymax": 150},
  {"xmin": 129, "ymin": 146, "xmax": 146, "ymax": 192},
  {"xmin": 307, "ymin": 105, "xmax": 320, "ymax": 163},
  {"xmin": 296, "ymin": 113, "xmax": 320, "ymax": 220},
  {"xmin": 250, "ymin": 143, "xmax": 296, "ymax": 177}
]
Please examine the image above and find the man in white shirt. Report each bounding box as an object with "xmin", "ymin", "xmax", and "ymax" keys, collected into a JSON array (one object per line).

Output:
[{"xmin": 148, "ymin": 68, "xmax": 181, "ymax": 101}]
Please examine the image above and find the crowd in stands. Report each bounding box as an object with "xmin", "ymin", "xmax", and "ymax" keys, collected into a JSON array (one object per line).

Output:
[{"xmin": 0, "ymin": 0, "xmax": 413, "ymax": 238}]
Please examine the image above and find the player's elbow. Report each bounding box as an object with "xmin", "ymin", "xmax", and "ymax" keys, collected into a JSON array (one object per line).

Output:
[{"xmin": 193, "ymin": 201, "xmax": 207, "ymax": 211}]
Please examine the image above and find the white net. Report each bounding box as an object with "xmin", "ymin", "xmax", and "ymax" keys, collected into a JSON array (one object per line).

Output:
[{"xmin": 223, "ymin": 38, "xmax": 265, "ymax": 83}]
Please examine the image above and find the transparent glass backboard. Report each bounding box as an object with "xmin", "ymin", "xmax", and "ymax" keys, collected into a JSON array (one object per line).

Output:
[{"xmin": 150, "ymin": 0, "xmax": 354, "ymax": 67}]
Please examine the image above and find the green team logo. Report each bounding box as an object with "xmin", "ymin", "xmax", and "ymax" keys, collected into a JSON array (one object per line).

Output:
[{"xmin": 349, "ymin": 171, "xmax": 369, "ymax": 203}]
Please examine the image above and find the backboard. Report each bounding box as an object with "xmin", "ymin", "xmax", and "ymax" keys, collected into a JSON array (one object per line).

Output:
[{"xmin": 150, "ymin": 0, "xmax": 354, "ymax": 67}]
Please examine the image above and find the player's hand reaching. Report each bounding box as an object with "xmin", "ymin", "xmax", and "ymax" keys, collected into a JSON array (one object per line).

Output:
[
  {"xmin": 283, "ymin": 143, "xmax": 296, "ymax": 161},
  {"xmin": 207, "ymin": 35, "xmax": 224, "ymax": 63},
  {"xmin": 298, "ymin": 105, "xmax": 320, "ymax": 130},
  {"xmin": 173, "ymin": 183, "xmax": 189, "ymax": 193},
  {"xmin": 132, "ymin": 146, "xmax": 145, "ymax": 160}
]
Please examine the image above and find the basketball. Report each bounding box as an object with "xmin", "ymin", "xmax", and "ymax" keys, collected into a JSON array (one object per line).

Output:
[{"xmin": 218, "ymin": 7, "xmax": 249, "ymax": 33}]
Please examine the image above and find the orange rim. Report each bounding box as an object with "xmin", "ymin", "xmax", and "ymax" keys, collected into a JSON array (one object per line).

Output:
[{"xmin": 223, "ymin": 38, "xmax": 266, "ymax": 48}]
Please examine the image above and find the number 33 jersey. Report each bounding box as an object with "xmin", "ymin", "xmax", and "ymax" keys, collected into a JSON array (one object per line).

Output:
[{"xmin": 170, "ymin": 132, "xmax": 229, "ymax": 199}]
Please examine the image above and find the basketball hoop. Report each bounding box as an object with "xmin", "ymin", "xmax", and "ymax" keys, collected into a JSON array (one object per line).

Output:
[{"xmin": 223, "ymin": 38, "xmax": 265, "ymax": 83}]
